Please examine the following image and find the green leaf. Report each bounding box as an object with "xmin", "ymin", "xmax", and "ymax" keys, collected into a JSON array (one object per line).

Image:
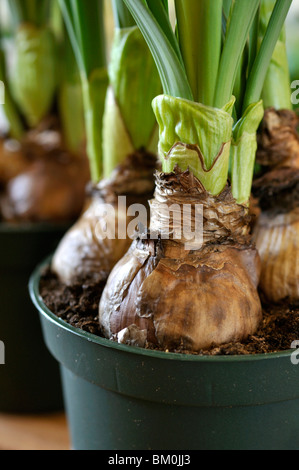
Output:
[
  {"xmin": 123, "ymin": 0, "xmax": 193, "ymax": 100},
  {"xmin": 81, "ymin": 68, "xmax": 109, "ymax": 182},
  {"xmin": 112, "ymin": 0, "xmax": 136, "ymax": 29},
  {"xmin": 108, "ymin": 26, "xmax": 161, "ymax": 151},
  {"xmin": 58, "ymin": 26, "xmax": 85, "ymax": 154},
  {"xmin": 214, "ymin": 0, "xmax": 260, "ymax": 109},
  {"xmin": 10, "ymin": 24, "xmax": 57, "ymax": 127},
  {"xmin": 152, "ymin": 94, "xmax": 235, "ymax": 195},
  {"xmin": 68, "ymin": 0, "xmax": 106, "ymax": 78},
  {"xmin": 231, "ymin": 100, "xmax": 264, "ymax": 204},
  {"xmin": 248, "ymin": 5, "xmax": 260, "ymax": 74},
  {"xmin": 146, "ymin": 0, "xmax": 183, "ymax": 65},
  {"xmin": 59, "ymin": 0, "xmax": 107, "ymax": 182},
  {"xmin": 175, "ymin": 0, "xmax": 222, "ymax": 107},
  {"xmin": 0, "ymin": 43, "xmax": 24, "ymax": 140},
  {"xmin": 102, "ymin": 86, "xmax": 135, "ymax": 179},
  {"xmin": 261, "ymin": 40, "xmax": 292, "ymax": 110},
  {"xmin": 223, "ymin": 0, "xmax": 233, "ymax": 19},
  {"xmin": 8, "ymin": 0, "xmax": 51, "ymax": 27},
  {"xmin": 59, "ymin": 81, "xmax": 85, "ymax": 154},
  {"xmin": 259, "ymin": 0, "xmax": 292, "ymax": 110},
  {"xmin": 242, "ymin": 0, "xmax": 293, "ymax": 111}
]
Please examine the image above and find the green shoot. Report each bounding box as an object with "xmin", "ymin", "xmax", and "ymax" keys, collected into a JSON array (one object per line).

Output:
[
  {"xmin": 123, "ymin": 0, "xmax": 193, "ymax": 100},
  {"xmin": 102, "ymin": 0, "xmax": 162, "ymax": 177},
  {"xmin": 59, "ymin": 0, "xmax": 108, "ymax": 182},
  {"xmin": 259, "ymin": 0, "xmax": 292, "ymax": 110},
  {"xmin": 175, "ymin": 0, "xmax": 222, "ymax": 107},
  {"xmin": 8, "ymin": 0, "xmax": 51, "ymax": 27},
  {"xmin": 242, "ymin": 0, "xmax": 293, "ymax": 111},
  {"xmin": 214, "ymin": 0, "xmax": 260, "ymax": 108},
  {"xmin": 5, "ymin": 0, "xmax": 57, "ymax": 128},
  {"xmin": 112, "ymin": 0, "xmax": 136, "ymax": 29},
  {"xmin": 58, "ymin": 25, "xmax": 85, "ymax": 154},
  {"xmin": 0, "ymin": 36, "xmax": 24, "ymax": 140},
  {"xmin": 123, "ymin": 0, "xmax": 293, "ymax": 204}
]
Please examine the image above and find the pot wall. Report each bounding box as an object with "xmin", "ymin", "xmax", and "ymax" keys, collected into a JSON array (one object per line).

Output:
[
  {"xmin": 0, "ymin": 224, "xmax": 66, "ymax": 413},
  {"xmin": 30, "ymin": 258, "xmax": 299, "ymax": 450},
  {"xmin": 60, "ymin": 366, "xmax": 299, "ymax": 450}
]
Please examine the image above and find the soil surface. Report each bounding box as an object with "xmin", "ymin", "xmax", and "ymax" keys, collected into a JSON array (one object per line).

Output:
[
  {"xmin": 40, "ymin": 268, "xmax": 299, "ymax": 356},
  {"xmin": 40, "ymin": 267, "xmax": 104, "ymax": 336}
]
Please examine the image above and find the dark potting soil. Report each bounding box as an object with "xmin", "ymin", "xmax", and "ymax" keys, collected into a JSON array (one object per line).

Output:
[
  {"xmin": 40, "ymin": 267, "xmax": 104, "ymax": 337},
  {"xmin": 40, "ymin": 268, "xmax": 299, "ymax": 356}
]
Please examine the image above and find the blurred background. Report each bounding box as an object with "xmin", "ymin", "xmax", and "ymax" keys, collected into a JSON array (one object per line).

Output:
[{"xmin": 0, "ymin": 0, "xmax": 298, "ymax": 127}]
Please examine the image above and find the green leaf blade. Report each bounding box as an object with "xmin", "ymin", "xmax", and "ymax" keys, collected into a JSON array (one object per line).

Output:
[
  {"xmin": 214, "ymin": 0, "xmax": 260, "ymax": 109},
  {"xmin": 243, "ymin": 0, "xmax": 293, "ymax": 111},
  {"xmin": 123, "ymin": 0, "xmax": 193, "ymax": 101}
]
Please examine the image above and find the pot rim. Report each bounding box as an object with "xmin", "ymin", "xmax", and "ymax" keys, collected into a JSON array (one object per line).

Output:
[{"xmin": 29, "ymin": 255, "xmax": 296, "ymax": 364}]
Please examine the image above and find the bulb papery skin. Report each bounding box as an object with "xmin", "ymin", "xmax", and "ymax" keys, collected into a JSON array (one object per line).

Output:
[
  {"xmin": 52, "ymin": 151, "xmax": 156, "ymax": 286},
  {"xmin": 253, "ymin": 108, "xmax": 299, "ymax": 303},
  {"xmin": 99, "ymin": 169, "xmax": 262, "ymax": 353},
  {"xmin": 256, "ymin": 108, "xmax": 299, "ymax": 171},
  {"xmin": 51, "ymin": 194, "xmax": 131, "ymax": 286},
  {"xmin": 254, "ymin": 208, "xmax": 299, "ymax": 303}
]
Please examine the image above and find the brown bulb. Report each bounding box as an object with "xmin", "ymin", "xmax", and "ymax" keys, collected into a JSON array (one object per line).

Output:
[
  {"xmin": 99, "ymin": 169, "xmax": 262, "ymax": 353},
  {"xmin": 52, "ymin": 151, "xmax": 157, "ymax": 286}
]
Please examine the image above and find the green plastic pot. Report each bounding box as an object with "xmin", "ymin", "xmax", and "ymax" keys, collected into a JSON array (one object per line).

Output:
[
  {"xmin": 0, "ymin": 223, "xmax": 67, "ymax": 413},
  {"xmin": 29, "ymin": 256, "xmax": 299, "ymax": 450}
]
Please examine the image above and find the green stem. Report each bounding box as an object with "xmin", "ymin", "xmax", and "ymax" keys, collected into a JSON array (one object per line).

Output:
[
  {"xmin": 231, "ymin": 100, "xmax": 264, "ymax": 204},
  {"xmin": 0, "ymin": 46, "xmax": 24, "ymax": 140},
  {"xmin": 8, "ymin": 0, "xmax": 51, "ymax": 27},
  {"xmin": 58, "ymin": 27, "xmax": 85, "ymax": 154},
  {"xmin": 175, "ymin": 0, "xmax": 222, "ymax": 107},
  {"xmin": 112, "ymin": 0, "xmax": 136, "ymax": 29},
  {"xmin": 10, "ymin": 24, "xmax": 57, "ymax": 128},
  {"xmin": 259, "ymin": 0, "xmax": 292, "ymax": 110},
  {"xmin": 50, "ymin": 0, "xmax": 64, "ymax": 41},
  {"xmin": 124, "ymin": 0, "xmax": 193, "ymax": 101},
  {"xmin": 6, "ymin": 0, "xmax": 57, "ymax": 128},
  {"xmin": 214, "ymin": 0, "xmax": 260, "ymax": 109},
  {"xmin": 122, "ymin": 0, "xmax": 291, "ymax": 203},
  {"xmin": 232, "ymin": 46, "xmax": 248, "ymax": 119},
  {"xmin": 102, "ymin": 25, "xmax": 161, "ymax": 178},
  {"xmin": 242, "ymin": 0, "xmax": 293, "ymax": 112},
  {"xmin": 146, "ymin": 0, "xmax": 183, "ymax": 66},
  {"xmin": 59, "ymin": 0, "xmax": 108, "ymax": 182},
  {"xmin": 70, "ymin": 0, "xmax": 106, "ymax": 79},
  {"xmin": 222, "ymin": 0, "xmax": 232, "ymax": 19},
  {"xmin": 82, "ymin": 68, "xmax": 108, "ymax": 182},
  {"xmin": 109, "ymin": 27, "xmax": 161, "ymax": 148},
  {"xmin": 248, "ymin": 5, "xmax": 260, "ymax": 73}
]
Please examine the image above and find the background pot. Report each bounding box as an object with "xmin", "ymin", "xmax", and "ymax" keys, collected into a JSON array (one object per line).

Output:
[
  {"xmin": 0, "ymin": 224, "xmax": 67, "ymax": 413},
  {"xmin": 30, "ymin": 257, "xmax": 299, "ymax": 450}
]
